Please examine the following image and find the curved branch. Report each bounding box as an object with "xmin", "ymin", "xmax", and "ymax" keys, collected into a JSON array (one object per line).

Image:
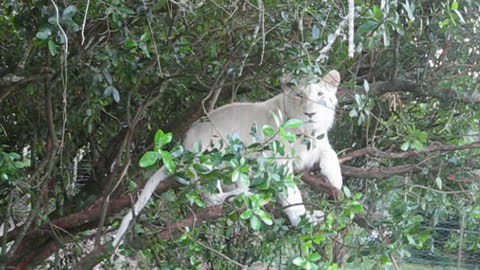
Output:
[
  {"xmin": 340, "ymin": 164, "xmax": 419, "ymax": 179},
  {"xmin": 301, "ymin": 170, "xmax": 342, "ymax": 200},
  {"xmin": 339, "ymin": 80, "xmax": 480, "ymax": 104},
  {"xmin": 73, "ymin": 205, "xmax": 226, "ymax": 270},
  {"xmin": 0, "ymin": 70, "xmax": 55, "ymax": 103},
  {"xmin": 339, "ymin": 140, "xmax": 480, "ymax": 163},
  {"xmin": 1, "ymin": 176, "xmax": 178, "ymax": 246}
]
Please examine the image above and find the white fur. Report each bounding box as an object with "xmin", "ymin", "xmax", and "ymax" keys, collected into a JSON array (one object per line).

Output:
[{"xmin": 112, "ymin": 71, "xmax": 343, "ymax": 246}]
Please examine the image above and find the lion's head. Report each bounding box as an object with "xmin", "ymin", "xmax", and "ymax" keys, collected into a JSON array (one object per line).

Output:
[{"xmin": 282, "ymin": 70, "xmax": 340, "ymax": 128}]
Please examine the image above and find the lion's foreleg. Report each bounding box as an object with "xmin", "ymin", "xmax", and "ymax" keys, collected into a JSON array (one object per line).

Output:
[{"xmin": 318, "ymin": 146, "xmax": 343, "ymax": 189}]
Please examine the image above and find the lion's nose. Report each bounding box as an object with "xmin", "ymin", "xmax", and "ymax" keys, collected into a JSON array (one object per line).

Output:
[{"xmin": 304, "ymin": 112, "xmax": 316, "ymax": 118}]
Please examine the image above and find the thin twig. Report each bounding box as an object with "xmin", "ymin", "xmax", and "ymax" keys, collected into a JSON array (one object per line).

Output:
[
  {"xmin": 143, "ymin": 0, "xmax": 163, "ymax": 76},
  {"xmin": 1, "ymin": 190, "xmax": 15, "ymax": 258},
  {"xmin": 51, "ymin": 0, "xmax": 68, "ymax": 54},
  {"xmin": 457, "ymin": 212, "xmax": 466, "ymax": 270},
  {"xmin": 94, "ymin": 159, "xmax": 131, "ymax": 247},
  {"xmin": 81, "ymin": 0, "xmax": 91, "ymax": 45},
  {"xmin": 259, "ymin": 0, "xmax": 265, "ymax": 65},
  {"xmin": 316, "ymin": 17, "xmax": 348, "ymax": 62},
  {"xmin": 408, "ymin": 184, "xmax": 479, "ymax": 195},
  {"xmin": 348, "ymin": 0, "xmax": 355, "ymax": 58},
  {"xmin": 195, "ymin": 239, "xmax": 248, "ymax": 268},
  {"xmin": 50, "ymin": 0, "xmax": 69, "ymax": 169}
]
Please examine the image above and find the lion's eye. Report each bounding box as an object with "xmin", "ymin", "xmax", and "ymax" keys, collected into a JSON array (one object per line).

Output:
[
  {"xmin": 295, "ymin": 93, "xmax": 303, "ymax": 98},
  {"xmin": 318, "ymin": 92, "xmax": 324, "ymax": 97}
]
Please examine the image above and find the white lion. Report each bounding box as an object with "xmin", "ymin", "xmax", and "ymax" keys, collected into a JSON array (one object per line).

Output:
[{"xmin": 113, "ymin": 70, "xmax": 343, "ymax": 247}]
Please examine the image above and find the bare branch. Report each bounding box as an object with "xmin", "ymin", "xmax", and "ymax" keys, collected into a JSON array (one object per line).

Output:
[
  {"xmin": 74, "ymin": 205, "xmax": 227, "ymax": 270},
  {"xmin": 317, "ymin": 17, "xmax": 349, "ymax": 62},
  {"xmin": 348, "ymin": 0, "xmax": 355, "ymax": 58},
  {"xmin": 339, "ymin": 140, "xmax": 480, "ymax": 163},
  {"xmin": 340, "ymin": 79, "xmax": 480, "ymax": 104}
]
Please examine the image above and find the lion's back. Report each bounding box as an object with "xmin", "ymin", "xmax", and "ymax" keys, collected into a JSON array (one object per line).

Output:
[{"xmin": 183, "ymin": 100, "xmax": 279, "ymax": 151}]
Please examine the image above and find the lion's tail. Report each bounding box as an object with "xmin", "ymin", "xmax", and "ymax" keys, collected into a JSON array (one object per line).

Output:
[{"xmin": 112, "ymin": 167, "xmax": 167, "ymax": 247}]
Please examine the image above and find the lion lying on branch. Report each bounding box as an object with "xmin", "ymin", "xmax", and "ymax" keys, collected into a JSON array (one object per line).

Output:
[{"xmin": 113, "ymin": 70, "xmax": 343, "ymax": 247}]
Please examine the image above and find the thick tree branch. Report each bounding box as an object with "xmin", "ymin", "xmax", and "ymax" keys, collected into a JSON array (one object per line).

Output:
[
  {"xmin": 339, "ymin": 80, "xmax": 480, "ymax": 104},
  {"xmin": 338, "ymin": 140, "xmax": 480, "ymax": 179},
  {"xmin": 73, "ymin": 205, "xmax": 227, "ymax": 270},
  {"xmin": 301, "ymin": 170, "xmax": 342, "ymax": 200},
  {"xmin": 341, "ymin": 164, "xmax": 419, "ymax": 179},
  {"xmin": 338, "ymin": 140, "xmax": 480, "ymax": 163},
  {"xmin": 0, "ymin": 70, "xmax": 55, "ymax": 103}
]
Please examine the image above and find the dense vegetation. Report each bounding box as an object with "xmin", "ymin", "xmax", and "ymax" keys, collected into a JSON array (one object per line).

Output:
[{"xmin": 1, "ymin": 0, "xmax": 479, "ymax": 269}]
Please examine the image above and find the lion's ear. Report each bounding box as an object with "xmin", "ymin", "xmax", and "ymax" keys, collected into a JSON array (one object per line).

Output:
[
  {"xmin": 280, "ymin": 72, "xmax": 293, "ymax": 86},
  {"xmin": 322, "ymin": 70, "xmax": 341, "ymax": 89}
]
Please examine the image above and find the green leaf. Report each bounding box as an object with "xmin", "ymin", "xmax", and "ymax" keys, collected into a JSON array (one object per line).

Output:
[
  {"xmin": 103, "ymin": 86, "xmax": 114, "ymax": 97},
  {"xmin": 63, "ymin": 5, "xmax": 77, "ymax": 18},
  {"xmin": 139, "ymin": 151, "xmax": 159, "ymax": 168},
  {"xmin": 193, "ymin": 142, "xmax": 202, "ymax": 153},
  {"xmin": 312, "ymin": 25, "xmax": 320, "ymax": 40},
  {"xmin": 309, "ymin": 252, "xmax": 321, "ymax": 262},
  {"xmin": 401, "ymin": 1, "xmax": 415, "ymax": 21},
  {"xmin": 232, "ymin": 168, "xmax": 240, "ymax": 182},
  {"xmin": 254, "ymin": 209, "xmax": 273, "ymax": 225},
  {"xmin": 328, "ymin": 264, "xmax": 339, "ymax": 270},
  {"xmin": 407, "ymin": 234, "xmax": 415, "ymax": 245},
  {"xmin": 435, "ymin": 176, "xmax": 442, "ymax": 190},
  {"xmin": 372, "ymin": 5, "xmax": 382, "ymax": 21},
  {"xmin": 313, "ymin": 234, "xmax": 326, "ymax": 244},
  {"xmin": 349, "ymin": 109, "xmax": 358, "ymax": 118},
  {"xmin": 13, "ymin": 161, "xmax": 25, "ymax": 169},
  {"xmin": 48, "ymin": 16, "xmax": 58, "ymax": 25},
  {"xmin": 343, "ymin": 186, "xmax": 351, "ymax": 198},
  {"xmin": 239, "ymin": 173, "xmax": 250, "ymax": 187},
  {"xmin": 283, "ymin": 119, "xmax": 303, "ymax": 129},
  {"xmin": 155, "ymin": 130, "xmax": 173, "ymax": 149},
  {"xmin": 250, "ymin": 215, "xmax": 261, "ymax": 230},
  {"xmin": 119, "ymin": 7, "xmax": 135, "ymax": 15},
  {"xmin": 441, "ymin": 18, "xmax": 450, "ymax": 28},
  {"xmin": 292, "ymin": 257, "xmax": 306, "ymax": 266},
  {"xmin": 240, "ymin": 209, "xmax": 253, "ymax": 220},
  {"xmin": 383, "ymin": 25, "xmax": 391, "ymax": 47},
  {"xmin": 64, "ymin": 19, "xmax": 80, "ymax": 32},
  {"xmin": 451, "ymin": 0, "xmax": 458, "ymax": 10},
  {"xmin": 161, "ymin": 150, "xmax": 176, "ymax": 173},
  {"xmin": 141, "ymin": 32, "xmax": 151, "ymax": 42},
  {"xmin": 103, "ymin": 70, "xmax": 113, "ymax": 84},
  {"xmin": 380, "ymin": 254, "xmax": 390, "ymax": 264},
  {"xmin": 170, "ymin": 146, "xmax": 184, "ymax": 158},
  {"xmin": 193, "ymin": 164, "xmax": 211, "ymax": 174},
  {"xmin": 410, "ymin": 140, "xmax": 424, "ymax": 151},
  {"xmin": 363, "ymin": 79, "xmax": 370, "ymax": 93},
  {"xmin": 262, "ymin": 125, "xmax": 274, "ymax": 137},
  {"xmin": 281, "ymin": 130, "xmax": 296, "ymax": 142},
  {"xmin": 112, "ymin": 87, "xmax": 120, "ymax": 103},
  {"xmin": 9, "ymin": 153, "xmax": 21, "ymax": 159},
  {"xmin": 400, "ymin": 141, "xmax": 410, "ymax": 151},
  {"xmin": 194, "ymin": 198, "xmax": 204, "ymax": 207},
  {"xmin": 357, "ymin": 21, "xmax": 378, "ymax": 34},
  {"xmin": 249, "ymin": 194, "xmax": 260, "ymax": 209},
  {"xmin": 36, "ymin": 28, "xmax": 51, "ymax": 40},
  {"xmin": 348, "ymin": 202, "xmax": 363, "ymax": 213},
  {"xmin": 271, "ymin": 111, "xmax": 281, "ymax": 127},
  {"xmin": 48, "ymin": 40, "xmax": 57, "ymax": 56},
  {"xmin": 1, "ymin": 173, "xmax": 9, "ymax": 181},
  {"xmin": 124, "ymin": 39, "xmax": 138, "ymax": 48}
]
